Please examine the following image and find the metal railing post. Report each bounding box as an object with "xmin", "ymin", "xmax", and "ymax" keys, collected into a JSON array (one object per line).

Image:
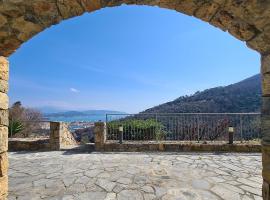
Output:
[
  {"xmin": 197, "ymin": 114, "xmax": 200, "ymax": 143},
  {"xmin": 119, "ymin": 126, "xmax": 123, "ymax": 144},
  {"xmin": 240, "ymin": 114, "xmax": 243, "ymax": 142}
]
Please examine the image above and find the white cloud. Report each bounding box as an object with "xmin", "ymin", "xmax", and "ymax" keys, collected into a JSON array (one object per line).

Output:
[{"xmin": 70, "ymin": 88, "xmax": 79, "ymax": 93}]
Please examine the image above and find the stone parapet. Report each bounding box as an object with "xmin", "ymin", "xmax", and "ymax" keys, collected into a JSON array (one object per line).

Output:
[
  {"xmin": 102, "ymin": 141, "xmax": 261, "ymax": 153},
  {"xmin": 8, "ymin": 138, "xmax": 50, "ymax": 151},
  {"xmin": 94, "ymin": 122, "xmax": 106, "ymax": 151},
  {"xmin": 0, "ymin": 56, "xmax": 8, "ymax": 200}
]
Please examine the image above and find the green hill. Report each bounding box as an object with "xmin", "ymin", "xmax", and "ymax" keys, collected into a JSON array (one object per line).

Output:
[{"xmin": 142, "ymin": 74, "xmax": 261, "ymax": 113}]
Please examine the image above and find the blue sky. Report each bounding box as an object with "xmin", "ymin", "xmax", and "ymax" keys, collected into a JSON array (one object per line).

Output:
[{"xmin": 9, "ymin": 5, "xmax": 260, "ymax": 113}]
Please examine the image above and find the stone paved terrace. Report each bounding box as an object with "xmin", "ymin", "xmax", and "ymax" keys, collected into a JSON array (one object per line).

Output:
[{"xmin": 8, "ymin": 152, "xmax": 262, "ymax": 200}]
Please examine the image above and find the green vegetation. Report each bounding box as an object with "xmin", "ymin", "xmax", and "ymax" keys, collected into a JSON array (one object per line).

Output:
[
  {"xmin": 8, "ymin": 101, "xmax": 44, "ymax": 138},
  {"xmin": 8, "ymin": 120, "xmax": 24, "ymax": 137},
  {"xmin": 142, "ymin": 74, "xmax": 261, "ymax": 113},
  {"xmin": 107, "ymin": 119, "xmax": 166, "ymax": 140}
]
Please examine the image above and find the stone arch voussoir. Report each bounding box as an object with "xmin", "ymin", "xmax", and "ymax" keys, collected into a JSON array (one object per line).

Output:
[{"xmin": 0, "ymin": 0, "xmax": 269, "ymax": 56}]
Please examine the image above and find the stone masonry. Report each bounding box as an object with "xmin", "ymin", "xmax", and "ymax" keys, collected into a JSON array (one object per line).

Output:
[
  {"xmin": 50, "ymin": 122, "xmax": 77, "ymax": 151},
  {"xmin": 262, "ymin": 54, "xmax": 270, "ymax": 200},
  {"xmin": 0, "ymin": 1, "xmax": 269, "ymax": 56},
  {"xmin": 0, "ymin": 1, "xmax": 269, "ymax": 199},
  {"xmin": 0, "ymin": 57, "xmax": 8, "ymax": 200},
  {"xmin": 94, "ymin": 122, "xmax": 107, "ymax": 151},
  {"xmin": 8, "ymin": 151, "xmax": 262, "ymax": 200}
]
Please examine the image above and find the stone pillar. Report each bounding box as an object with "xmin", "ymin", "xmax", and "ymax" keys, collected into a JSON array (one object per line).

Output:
[
  {"xmin": 0, "ymin": 57, "xmax": 9, "ymax": 200},
  {"xmin": 94, "ymin": 122, "xmax": 106, "ymax": 151},
  {"xmin": 262, "ymin": 54, "xmax": 270, "ymax": 200},
  {"xmin": 49, "ymin": 122, "xmax": 77, "ymax": 150},
  {"xmin": 50, "ymin": 122, "xmax": 62, "ymax": 150}
]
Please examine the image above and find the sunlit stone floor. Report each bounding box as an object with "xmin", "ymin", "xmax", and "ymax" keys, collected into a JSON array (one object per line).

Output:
[{"xmin": 8, "ymin": 151, "xmax": 262, "ymax": 200}]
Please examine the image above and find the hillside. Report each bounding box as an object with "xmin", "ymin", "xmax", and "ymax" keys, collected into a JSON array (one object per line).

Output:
[{"xmin": 142, "ymin": 74, "xmax": 261, "ymax": 113}]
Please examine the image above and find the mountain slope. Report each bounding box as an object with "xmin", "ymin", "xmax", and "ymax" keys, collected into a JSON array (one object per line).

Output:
[{"xmin": 142, "ymin": 74, "xmax": 261, "ymax": 113}]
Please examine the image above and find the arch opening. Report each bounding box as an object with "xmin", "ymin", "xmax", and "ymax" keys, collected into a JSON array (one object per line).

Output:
[{"xmin": 0, "ymin": 1, "xmax": 270, "ymax": 200}]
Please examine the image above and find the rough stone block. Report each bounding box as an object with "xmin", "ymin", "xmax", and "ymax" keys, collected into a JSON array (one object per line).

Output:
[
  {"xmin": 0, "ymin": 110, "xmax": 8, "ymax": 126},
  {"xmin": 0, "ymin": 93, "xmax": 8, "ymax": 110},
  {"xmin": 261, "ymin": 115, "xmax": 270, "ymax": 143},
  {"xmin": 0, "ymin": 80, "xmax": 8, "ymax": 94},
  {"xmin": 175, "ymin": 0, "xmax": 202, "ymax": 16},
  {"xmin": 0, "ymin": 175, "xmax": 8, "ymax": 198},
  {"xmin": 195, "ymin": 2, "xmax": 220, "ymax": 22},
  {"xmin": 158, "ymin": 143, "xmax": 164, "ymax": 151},
  {"xmin": 0, "ymin": 152, "xmax": 8, "ymax": 177},
  {"xmin": 262, "ymin": 54, "xmax": 270, "ymax": 74},
  {"xmin": 263, "ymin": 73, "xmax": 270, "ymax": 96},
  {"xmin": 228, "ymin": 20, "xmax": 257, "ymax": 41},
  {"xmin": 81, "ymin": 0, "xmax": 101, "ymax": 12},
  {"xmin": 263, "ymin": 180, "xmax": 270, "ymax": 200},
  {"xmin": 57, "ymin": 0, "xmax": 84, "ymax": 19},
  {"xmin": 94, "ymin": 122, "xmax": 106, "ymax": 149},
  {"xmin": 0, "ymin": 126, "xmax": 7, "ymax": 153},
  {"xmin": 210, "ymin": 10, "xmax": 233, "ymax": 31},
  {"xmin": 262, "ymin": 97, "xmax": 270, "ymax": 115},
  {"xmin": 0, "ymin": 57, "xmax": 8, "ymax": 81},
  {"xmin": 247, "ymin": 33, "xmax": 270, "ymax": 54},
  {"xmin": 263, "ymin": 144, "xmax": 270, "ymax": 183}
]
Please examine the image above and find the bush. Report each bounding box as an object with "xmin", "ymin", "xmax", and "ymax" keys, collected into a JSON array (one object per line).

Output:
[
  {"xmin": 8, "ymin": 120, "xmax": 24, "ymax": 137},
  {"xmin": 107, "ymin": 119, "xmax": 166, "ymax": 140},
  {"xmin": 8, "ymin": 101, "xmax": 44, "ymax": 138}
]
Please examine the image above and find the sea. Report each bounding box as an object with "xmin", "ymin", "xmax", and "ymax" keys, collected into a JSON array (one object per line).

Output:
[{"xmin": 46, "ymin": 114, "xmax": 128, "ymax": 123}]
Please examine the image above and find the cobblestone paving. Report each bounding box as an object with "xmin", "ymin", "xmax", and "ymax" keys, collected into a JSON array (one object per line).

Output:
[{"xmin": 8, "ymin": 152, "xmax": 262, "ymax": 200}]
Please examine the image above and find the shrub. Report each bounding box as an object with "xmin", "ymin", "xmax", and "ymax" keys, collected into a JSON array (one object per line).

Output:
[{"xmin": 107, "ymin": 119, "xmax": 166, "ymax": 141}]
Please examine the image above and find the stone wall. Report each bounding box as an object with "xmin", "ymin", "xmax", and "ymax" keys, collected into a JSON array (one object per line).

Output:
[
  {"xmin": 103, "ymin": 141, "xmax": 261, "ymax": 153},
  {"xmin": 50, "ymin": 122, "xmax": 77, "ymax": 150},
  {"xmin": 262, "ymin": 54, "xmax": 270, "ymax": 200},
  {"xmin": 0, "ymin": 57, "xmax": 8, "ymax": 199},
  {"xmin": 8, "ymin": 138, "xmax": 50, "ymax": 151},
  {"xmin": 94, "ymin": 123, "xmax": 261, "ymax": 153}
]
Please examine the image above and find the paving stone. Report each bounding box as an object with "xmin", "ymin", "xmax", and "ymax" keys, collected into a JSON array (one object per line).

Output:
[
  {"xmin": 104, "ymin": 192, "xmax": 117, "ymax": 200},
  {"xmin": 74, "ymin": 176, "xmax": 90, "ymax": 185},
  {"xmin": 63, "ymin": 177, "xmax": 77, "ymax": 187},
  {"xmin": 8, "ymin": 152, "xmax": 262, "ymax": 200},
  {"xmin": 66, "ymin": 183, "xmax": 86, "ymax": 194},
  {"xmin": 75, "ymin": 191, "xmax": 107, "ymax": 200},
  {"xmin": 96, "ymin": 179, "xmax": 116, "ymax": 192},
  {"xmin": 117, "ymin": 177, "xmax": 133, "ymax": 185},
  {"xmin": 141, "ymin": 185, "xmax": 154, "ymax": 193},
  {"xmin": 85, "ymin": 169, "xmax": 103, "ymax": 178},
  {"xmin": 61, "ymin": 195, "xmax": 75, "ymax": 200},
  {"xmin": 211, "ymin": 184, "xmax": 241, "ymax": 200},
  {"xmin": 240, "ymin": 185, "xmax": 262, "ymax": 196},
  {"xmin": 118, "ymin": 190, "xmax": 143, "ymax": 200},
  {"xmin": 192, "ymin": 179, "xmax": 211, "ymax": 190}
]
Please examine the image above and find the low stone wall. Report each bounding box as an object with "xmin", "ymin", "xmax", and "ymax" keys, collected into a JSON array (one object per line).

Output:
[
  {"xmin": 8, "ymin": 122, "xmax": 78, "ymax": 151},
  {"xmin": 50, "ymin": 122, "xmax": 78, "ymax": 150},
  {"xmin": 8, "ymin": 138, "xmax": 50, "ymax": 151},
  {"xmin": 94, "ymin": 123, "xmax": 261, "ymax": 153},
  {"xmin": 102, "ymin": 141, "xmax": 261, "ymax": 153}
]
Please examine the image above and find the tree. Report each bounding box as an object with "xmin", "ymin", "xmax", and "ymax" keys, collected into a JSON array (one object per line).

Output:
[{"xmin": 9, "ymin": 102, "xmax": 44, "ymax": 138}]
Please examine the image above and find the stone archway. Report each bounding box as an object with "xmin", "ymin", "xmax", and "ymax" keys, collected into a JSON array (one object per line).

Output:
[{"xmin": 0, "ymin": 0, "xmax": 270, "ymax": 199}]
